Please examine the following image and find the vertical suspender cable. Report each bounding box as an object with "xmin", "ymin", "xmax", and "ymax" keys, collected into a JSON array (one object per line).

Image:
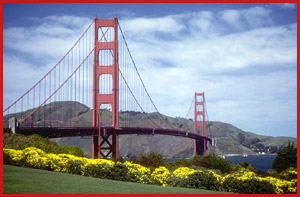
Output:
[{"xmin": 79, "ymin": 39, "xmax": 81, "ymax": 116}]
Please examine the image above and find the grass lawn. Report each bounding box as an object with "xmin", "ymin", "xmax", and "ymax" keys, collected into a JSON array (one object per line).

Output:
[{"xmin": 3, "ymin": 165, "xmax": 231, "ymax": 194}]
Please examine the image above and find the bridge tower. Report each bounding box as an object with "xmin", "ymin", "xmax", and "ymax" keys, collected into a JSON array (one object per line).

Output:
[
  {"xmin": 194, "ymin": 92, "xmax": 206, "ymax": 155},
  {"xmin": 92, "ymin": 16, "xmax": 119, "ymax": 159}
]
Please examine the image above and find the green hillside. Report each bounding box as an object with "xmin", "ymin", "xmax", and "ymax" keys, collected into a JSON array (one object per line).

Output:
[
  {"xmin": 4, "ymin": 101, "xmax": 297, "ymax": 158},
  {"xmin": 3, "ymin": 165, "xmax": 230, "ymax": 194}
]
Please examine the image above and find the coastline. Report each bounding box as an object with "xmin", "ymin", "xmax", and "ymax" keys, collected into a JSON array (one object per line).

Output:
[{"xmin": 223, "ymin": 153, "xmax": 277, "ymax": 157}]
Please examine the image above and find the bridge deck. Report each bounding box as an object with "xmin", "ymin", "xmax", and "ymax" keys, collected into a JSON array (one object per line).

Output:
[{"xmin": 4, "ymin": 127, "xmax": 211, "ymax": 143}]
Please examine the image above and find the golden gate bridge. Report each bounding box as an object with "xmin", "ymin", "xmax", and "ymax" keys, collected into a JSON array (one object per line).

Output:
[{"xmin": 3, "ymin": 17, "xmax": 211, "ymax": 159}]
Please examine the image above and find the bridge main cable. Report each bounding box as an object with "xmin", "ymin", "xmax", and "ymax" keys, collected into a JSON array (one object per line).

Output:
[
  {"xmin": 118, "ymin": 21, "xmax": 177, "ymax": 130},
  {"xmin": 19, "ymin": 19, "xmax": 116, "ymax": 124},
  {"xmin": 20, "ymin": 47, "xmax": 96, "ymax": 124},
  {"xmin": 3, "ymin": 19, "xmax": 95, "ymax": 113}
]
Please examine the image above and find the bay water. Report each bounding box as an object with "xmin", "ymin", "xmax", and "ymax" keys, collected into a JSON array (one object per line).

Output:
[{"xmin": 225, "ymin": 154, "xmax": 276, "ymax": 172}]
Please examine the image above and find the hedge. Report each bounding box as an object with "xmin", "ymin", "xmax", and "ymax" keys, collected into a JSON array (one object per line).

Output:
[{"xmin": 3, "ymin": 147, "xmax": 297, "ymax": 194}]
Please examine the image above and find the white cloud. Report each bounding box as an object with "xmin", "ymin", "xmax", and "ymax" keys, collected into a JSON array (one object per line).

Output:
[
  {"xmin": 127, "ymin": 22, "xmax": 296, "ymax": 75},
  {"xmin": 4, "ymin": 15, "xmax": 92, "ymax": 59},
  {"xmin": 277, "ymin": 3, "xmax": 296, "ymax": 9},
  {"xmin": 219, "ymin": 9, "xmax": 241, "ymax": 27},
  {"xmin": 120, "ymin": 16, "xmax": 185, "ymax": 38},
  {"xmin": 43, "ymin": 15, "xmax": 92, "ymax": 28},
  {"xmin": 220, "ymin": 6, "xmax": 272, "ymax": 29},
  {"xmin": 3, "ymin": 7, "xmax": 297, "ymax": 137},
  {"xmin": 119, "ymin": 8, "xmax": 296, "ymax": 137},
  {"xmin": 189, "ymin": 11, "xmax": 215, "ymax": 34},
  {"xmin": 34, "ymin": 24, "xmax": 74, "ymax": 36},
  {"xmin": 3, "ymin": 54, "xmax": 52, "ymax": 107},
  {"xmin": 243, "ymin": 6, "xmax": 272, "ymax": 27},
  {"xmin": 3, "ymin": 15, "xmax": 95, "ymax": 112}
]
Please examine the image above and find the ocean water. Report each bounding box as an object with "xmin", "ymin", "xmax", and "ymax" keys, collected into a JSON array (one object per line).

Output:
[{"xmin": 225, "ymin": 155, "xmax": 277, "ymax": 172}]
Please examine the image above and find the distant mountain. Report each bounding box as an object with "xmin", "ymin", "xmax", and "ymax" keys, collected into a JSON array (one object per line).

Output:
[{"xmin": 4, "ymin": 101, "xmax": 297, "ymax": 158}]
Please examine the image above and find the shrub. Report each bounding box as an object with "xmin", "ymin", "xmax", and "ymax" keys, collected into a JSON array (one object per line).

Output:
[
  {"xmin": 3, "ymin": 133, "xmax": 84, "ymax": 157},
  {"xmin": 239, "ymin": 162, "xmax": 255, "ymax": 171},
  {"xmin": 255, "ymin": 170, "xmax": 269, "ymax": 177},
  {"xmin": 267, "ymin": 170, "xmax": 280, "ymax": 179},
  {"xmin": 204, "ymin": 154, "xmax": 231, "ymax": 174},
  {"xmin": 56, "ymin": 154, "xmax": 86, "ymax": 174},
  {"xmin": 124, "ymin": 161, "xmax": 151, "ymax": 184},
  {"xmin": 164, "ymin": 158, "xmax": 190, "ymax": 171},
  {"xmin": 190, "ymin": 154, "xmax": 231, "ymax": 174},
  {"xmin": 222, "ymin": 168, "xmax": 297, "ymax": 194},
  {"xmin": 223, "ymin": 177, "xmax": 276, "ymax": 194},
  {"xmin": 4, "ymin": 134, "xmax": 61, "ymax": 153},
  {"xmin": 23, "ymin": 147, "xmax": 49, "ymax": 169},
  {"xmin": 129, "ymin": 155, "xmax": 138, "ymax": 163},
  {"xmin": 187, "ymin": 171, "xmax": 222, "ymax": 191},
  {"xmin": 3, "ymin": 147, "xmax": 297, "ymax": 194},
  {"xmin": 169, "ymin": 168, "xmax": 222, "ymax": 191},
  {"xmin": 150, "ymin": 166, "xmax": 171, "ymax": 186},
  {"xmin": 172, "ymin": 167, "xmax": 196, "ymax": 179},
  {"xmin": 279, "ymin": 168, "xmax": 297, "ymax": 181},
  {"xmin": 3, "ymin": 148, "xmax": 24, "ymax": 166},
  {"xmin": 82, "ymin": 159, "xmax": 115, "ymax": 179},
  {"xmin": 112, "ymin": 155, "xmax": 124, "ymax": 163},
  {"xmin": 173, "ymin": 158, "xmax": 189, "ymax": 167},
  {"xmin": 110, "ymin": 162, "xmax": 130, "ymax": 181},
  {"xmin": 190, "ymin": 155, "xmax": 212, "ymax": 169},
  {"xmin": 60, "ymin": 146, "xmax": 84, "ymax": 157},
  {"xmin": 137, "ymin": 152, "xmax": 164, "ymax": 168}
]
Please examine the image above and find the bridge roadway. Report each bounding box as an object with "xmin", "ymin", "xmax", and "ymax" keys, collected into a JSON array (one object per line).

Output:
[
  {"xmin": 5, "ymin": 126, "xmax": 211, "ymax": 142},
  {"xmin": 3, "ymin": 126, "xmax": 212, "ymax": 156}
]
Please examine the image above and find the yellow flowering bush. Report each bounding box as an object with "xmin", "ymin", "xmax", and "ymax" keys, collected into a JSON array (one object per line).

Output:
[
  {"xmin": 23, "ymin": 147, "xmax": 50, "ymax": 169},
  {"xmin": 47, "ymin": 153, "xmax": 65, "ymax": 171},
  {"xmin": 173, "ymin": 167, "xmax": 196, "ymax": 179},
  {"xmin": 124, "ymin": 161, "xmax": 151, "ymax": 183},
  {"xmin": 82, "ymin": 158, "xmax": 116, "ymax": 179},
  {"xmin": 150, "ymin": 166, "xmax": 171, "ymax": 187},
  {"xmin": 170, "ymin": 168, "xmax": 222, "ymax": 191},
  {"xmin": 54, "ymin": 154, "xmax": 87, "ymax": 174},
  {"xmin": 222, "ymin": 168, "xmax": 297, "ymax": 194},
  {"xmin": 207, "ymin": 169, "xmax": 223, "ymax": 183},
  {"xmin": 3, "ymin": 147, "xmax": 297, "ymax": 194},
  {"xmin": 280, "ymin": 168, "xmax": 297, "ymax": 181},
  {"xmin": 259, "ymin": 176, "xmax": 297, "ymax": 194},
  {"xmin": 222, "ymin": 168, "xmax": 256, "ymax": 183},
  {"xmin": 3, "ymin": 148, "xmax": 24, "ymax": 166}
]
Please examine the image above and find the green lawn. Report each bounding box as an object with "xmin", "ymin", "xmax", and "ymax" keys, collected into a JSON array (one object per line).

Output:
[{"xmin": 3, "ymin": 165, "xmax": 230, "ymax": 194}]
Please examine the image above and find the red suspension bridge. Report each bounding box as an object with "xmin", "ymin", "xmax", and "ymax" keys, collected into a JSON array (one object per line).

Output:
[{"xmin": 3, "ymin": 17, "xmax": 212, "ymax": 159}]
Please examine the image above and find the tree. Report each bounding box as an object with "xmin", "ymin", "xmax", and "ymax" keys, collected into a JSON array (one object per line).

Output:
[{"xmin": 272, "ymin": 142, "xmax": 297, "ymax": 172}]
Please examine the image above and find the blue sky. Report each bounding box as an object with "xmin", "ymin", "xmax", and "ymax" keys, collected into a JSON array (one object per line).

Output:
[{"xmin": 3, "ymin": 3, "xmax": 297, "ymax": 137}]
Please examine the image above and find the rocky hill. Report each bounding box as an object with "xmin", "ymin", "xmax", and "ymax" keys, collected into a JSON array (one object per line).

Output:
[{"xmin": 4, "ymin": 101, "xmax": 297, "ymax": 158}]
